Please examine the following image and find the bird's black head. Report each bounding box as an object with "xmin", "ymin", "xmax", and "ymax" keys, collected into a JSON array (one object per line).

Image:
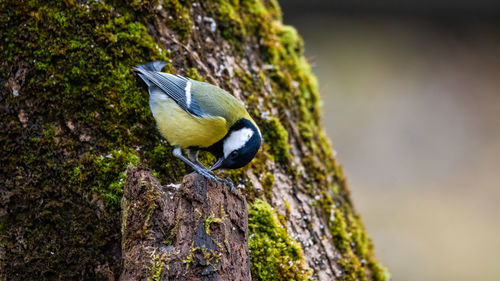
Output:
[{"xmin": 208, "ymin": 119, "xmax": 261, "ymax": 170}]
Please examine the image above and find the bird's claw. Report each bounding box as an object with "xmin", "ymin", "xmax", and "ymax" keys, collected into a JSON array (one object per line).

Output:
[
  {"xmin": 194, "ymin": 168, "xmax": 236, "ymax": 192},
  {"xmin": 195, "ymin": 168, "xmax": 218, "ymax": 182},
  {"xmin": 224, "ymin": 178, "xmax": 235, "ymax": 192}
]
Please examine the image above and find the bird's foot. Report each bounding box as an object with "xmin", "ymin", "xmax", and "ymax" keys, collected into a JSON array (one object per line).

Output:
[
  {"xmin": 192, "ymin": 166, "xmax": 219, "ymax": 182},
  {"xmin": 193, "ymin": 160, "xmax": 208, "ymax": 170},
  {"xmin": 192, "ymin": 167, "xmax": 235, "ymax": 192}
]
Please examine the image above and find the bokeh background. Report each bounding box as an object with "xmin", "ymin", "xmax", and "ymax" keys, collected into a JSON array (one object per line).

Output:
[{"xmin": 280, "ymin": 1, "xmax": 500, "ymax": 281}]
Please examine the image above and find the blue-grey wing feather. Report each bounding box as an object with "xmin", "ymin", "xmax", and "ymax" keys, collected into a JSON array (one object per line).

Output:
[
  {"xmin": 134, "ymin": 62, "xmax": 204, "ymax": 117},
  {"xmin": 136, "ymin": 61, "xmax": 167, "ymax": 72}
]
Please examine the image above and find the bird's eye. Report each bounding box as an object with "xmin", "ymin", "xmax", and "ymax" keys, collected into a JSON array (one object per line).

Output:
[{"xmin": 230, "ymin": 151, "xmax": 239, "ymax": 159}]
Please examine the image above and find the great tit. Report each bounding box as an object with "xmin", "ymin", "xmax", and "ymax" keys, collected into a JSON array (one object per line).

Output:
[{"xmin": 133, "ymin": 61, "xmax": 261, "ymax": 189}]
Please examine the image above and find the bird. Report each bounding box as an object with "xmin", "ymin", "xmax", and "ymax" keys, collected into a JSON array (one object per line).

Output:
[{"xmin": 133, "ymin": 61, "xmax": 261, "ymax": 190}]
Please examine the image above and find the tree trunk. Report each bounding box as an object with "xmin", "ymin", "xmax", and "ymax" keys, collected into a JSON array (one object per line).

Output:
[{"xmin": 0, "ymin": 1, "xmax": 388, "ymax": 281}]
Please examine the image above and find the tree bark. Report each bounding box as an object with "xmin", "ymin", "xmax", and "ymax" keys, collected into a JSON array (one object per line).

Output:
[
  {"xmin": 120, "ymin": 167, "xmax": 250, "ymax": 281},
  {"xmin": 0, "ymin": 1, "xmax": 388, "ymax": 281}
]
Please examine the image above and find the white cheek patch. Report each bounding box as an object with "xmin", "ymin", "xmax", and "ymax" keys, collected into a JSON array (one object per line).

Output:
[
  {"xmin": 185, "ymin": 80, "xmax": 192, "ymax": 107},
  {"xmin": 223, "ymin": 128, "xmax": 254, "ymax": 158}
]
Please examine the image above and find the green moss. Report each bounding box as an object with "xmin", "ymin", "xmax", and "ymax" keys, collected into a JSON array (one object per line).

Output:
[
  {"xmin": 279, "ymin": 25, "xmax": 302, "ymax": 54},
  {"xmin": 257, "ymin": 23, "xmax": 323, "ymax": 153},
  {"xmin": 183, "ymin": 242, "xmax": 198, "ymax": 270},
  {"xmin": 261, "ymin": 117, "xmax": 291, "ymax": 164},
  {"xmin": 242, "ymin": 0, "xmax": 266, "ymax": 17},
  {"xmin": 163, "ymin": 213, "xmax": 181, "ymax": 246},
  {"xmin": 182, "ymin": 242, "xmax": 221, "ymax": 271},
  {"xmin": 200, "ymin": 245, "xmax": 222, "ymax": 265},
  {"xmin": 262, "ymin": 172, "xmax": 275, "ymax": 200},
  {"xmin": 77, "ymin": 148, "xmax": 141, "ymax": 211},
  {"xmin": 162, "ymin": 0, "xmax": 193, "ymax": 40},
  {"xmin": 148, "ymin": 259, "xmax": 164, "ymax": 281},
  {"xmin": 283, "ymin": 200, "xmax": 291, "ymax": 214},
  {"xmin": 148, "ymin": 253, "xmax": 171, "ymax": 281},
  {"xmin": 320, "ymin": 192, "xmax": 389, "ymax": 281},
  {"xmin": 329, "ymin": 208, "xmax": 350, "ymax": 253},
  {"xmin": 248, "ymin": 199, "xmax": 312, "ymax": 280},
  {"xmin": 147, "ymin": 142, "xmax": 187, "ymax": 184},
  {"xmin": 333, "ymin": 184, "xmax": 340, "ymax": 194},
  {"xmin": 210, "ymin": 0, "xmax": 281, "ymax": 51},
  {"xmin": 185, "ymin": 67, "xmax": 205, "ymax": 81},
  {"xmin": 369, "ymin": 260, "xmax": 391, "ymax": 281},
  {"xmin": 212, "ymin": 0, "xmax": 246, "ymax": 48},
  {"xmin": 204, "ymin": 213, "xmax": 223, "ymax": 235}
]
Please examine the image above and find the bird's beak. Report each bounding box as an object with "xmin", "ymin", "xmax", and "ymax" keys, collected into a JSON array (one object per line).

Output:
[{"xmin": 209, "ymin": 158, "xmax": 224, "ymax": 171}]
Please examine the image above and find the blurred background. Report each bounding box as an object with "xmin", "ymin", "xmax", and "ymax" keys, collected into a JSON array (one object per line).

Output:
[{"xmin": 280, "ymin": 1, "xmax": 500, "ymax": 281}]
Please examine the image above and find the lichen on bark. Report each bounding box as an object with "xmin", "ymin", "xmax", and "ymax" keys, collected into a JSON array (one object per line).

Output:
[{"xmin": 0, "ymin": 0, "xmax": 388, "ymax": 280}]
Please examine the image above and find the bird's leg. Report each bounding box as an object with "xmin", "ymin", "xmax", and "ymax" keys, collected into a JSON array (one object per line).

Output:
[
  {"xmin": 187, "ymin": 150, "xmax": 207, "ymax": 168},
  {"xmin": 187, "ymin": 149, "xmax": 201, "ymax": 165},
  {"xmin": 173, "ymin": 147, "xmax": 221, "ymax": 183},
  {"xmin": 187, "ymin": 149, "xmax": 216, "ymax": 176}
]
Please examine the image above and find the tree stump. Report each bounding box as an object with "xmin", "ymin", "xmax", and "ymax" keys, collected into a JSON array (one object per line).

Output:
[{"xmin": 120, "ymin": 167, "xmax": 250, "ymax": 281}]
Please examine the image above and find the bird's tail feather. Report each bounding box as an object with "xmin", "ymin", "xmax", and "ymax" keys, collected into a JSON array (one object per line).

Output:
[
  {"xmin": 134, "ymin": 61, "xmax": 167, "ymax": 72},
  {"xmin": 133, "ymin": 61, "xmax": 167, "ymax": 87}
]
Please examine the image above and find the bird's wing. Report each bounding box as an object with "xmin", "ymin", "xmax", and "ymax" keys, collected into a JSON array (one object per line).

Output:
[
  {"xmin": 134, "ymin": 68, "xmax": 204, "ymax": 117},
  {"xmin": 189, "ymin": 80, "xmax": 250, "ymax": 126}
]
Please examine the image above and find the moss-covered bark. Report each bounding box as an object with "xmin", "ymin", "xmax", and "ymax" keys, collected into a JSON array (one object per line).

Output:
[{"xmin": 0, "ymin": 0, "xmax": 388, "ymax": 280}]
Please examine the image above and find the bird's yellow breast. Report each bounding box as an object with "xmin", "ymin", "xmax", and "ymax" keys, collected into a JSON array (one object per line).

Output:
[{"xmin": 151, "ymin": 96, "xmax": 228, "ymax": 148}]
